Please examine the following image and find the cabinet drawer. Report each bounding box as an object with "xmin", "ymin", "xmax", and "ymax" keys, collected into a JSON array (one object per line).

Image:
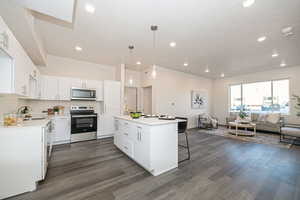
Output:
[{"xmin": 122, "ymin": 138, "xmax": 134, "ymax": 158}]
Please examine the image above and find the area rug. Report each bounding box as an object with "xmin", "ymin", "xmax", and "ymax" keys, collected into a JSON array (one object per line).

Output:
[{"xmin": 198, "ymin": 127, "xmax": 292, "ymax": 149}]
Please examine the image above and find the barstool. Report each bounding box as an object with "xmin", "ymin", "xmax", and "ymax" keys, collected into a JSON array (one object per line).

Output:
[{"xmin": 176, "ymin": 117, "xmax": 191, "ymax": 163}]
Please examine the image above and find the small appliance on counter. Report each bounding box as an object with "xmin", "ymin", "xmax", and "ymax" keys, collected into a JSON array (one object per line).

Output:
[{"xmin": 70, "ymin": 106, "xmax": 97, "ymax": 143}]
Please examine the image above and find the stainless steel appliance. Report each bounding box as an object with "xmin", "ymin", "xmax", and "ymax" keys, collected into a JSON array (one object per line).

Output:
[
  {"xmin": 70, "ymin": 106, "xmax": 97, "ymax": 143},
  {"xmin": 71, "ymin": 87, "xmax": 96, "ymax": 101}
]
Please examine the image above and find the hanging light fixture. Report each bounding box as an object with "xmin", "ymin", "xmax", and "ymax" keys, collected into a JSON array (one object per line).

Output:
[
  {"xmin": 128, "ymin": 45, "xmax": 134, "ymax": 84},
  {"xmin": 151, "ymin": 25, "xmax": 158, "ymax": 79}
]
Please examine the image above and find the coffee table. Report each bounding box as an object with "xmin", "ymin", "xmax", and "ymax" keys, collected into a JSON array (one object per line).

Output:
[{"xmin": 228, "ymin": 121, "xmax": 256, "ymax": 137}]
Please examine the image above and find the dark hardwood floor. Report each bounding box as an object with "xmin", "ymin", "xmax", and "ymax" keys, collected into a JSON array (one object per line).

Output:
[{"xmin": 8, "ymin": 129, "xmax": 300, "ymax": 200}]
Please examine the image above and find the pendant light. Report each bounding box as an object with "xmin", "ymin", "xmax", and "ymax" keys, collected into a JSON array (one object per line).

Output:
[
  {"xmin": 128, "ymin": 45, "xmax": 134, "ymax": 85},
  {"xmin": 151, "ymin": 25, "xmax": 158, "ymax": 79}
]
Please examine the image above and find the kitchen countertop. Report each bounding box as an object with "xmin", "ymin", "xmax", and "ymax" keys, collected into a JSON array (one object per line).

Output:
[
  {"xmin": 115, "ymin": 115, "xmax": 185, "ymax": 126},
  {"xmin": 0, "ymin": 119, "xmax": 51, "ymax": 129}
]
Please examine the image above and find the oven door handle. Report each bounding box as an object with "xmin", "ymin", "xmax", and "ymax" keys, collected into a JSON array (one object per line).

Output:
[{"xmin": 72, "ymin": 115, "xmax": 97, "ymax": 118}]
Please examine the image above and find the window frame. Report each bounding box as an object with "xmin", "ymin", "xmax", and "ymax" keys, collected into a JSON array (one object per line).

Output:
[{"xmin": 229, "ymin": 78, "xmax": 290, "ymax": 114}]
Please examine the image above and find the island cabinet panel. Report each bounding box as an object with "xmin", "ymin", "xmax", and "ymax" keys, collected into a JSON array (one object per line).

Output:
[
  {"xmin": 114, "ymin": 116, "xmax": 178, "ymax": 176},
  {"xmin": 133, "ymin": 125, "xmax": 151, "ymax": 171}
]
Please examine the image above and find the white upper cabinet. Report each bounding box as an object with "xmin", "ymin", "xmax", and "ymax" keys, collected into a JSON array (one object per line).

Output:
[
  {"xmin": 58, "ymin": 77, "xmax": 71, "ymax": 101},
  {"xmin": 86, "ymin": 80, "xmax": 103, "ymax": 101},
  {"xmin": 70, "ymin": 78, "xmax": 83, "ymax": 88},
  {"xmin": 0, "ymin": 16, "xmax": 40, "ymax": 97},
  {"xmin": 40, "ymin": 75, "xmax": 59, "ymax": 100}
]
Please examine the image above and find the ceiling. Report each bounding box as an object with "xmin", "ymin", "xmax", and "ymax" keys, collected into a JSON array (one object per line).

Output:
[{"xmin": 11, "ymin": 0, "xmax": 300, "ymax": 78}]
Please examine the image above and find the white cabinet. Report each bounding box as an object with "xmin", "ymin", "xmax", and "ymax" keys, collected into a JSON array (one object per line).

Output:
[
  {"xmin": 114, "ymin": 117, "xmax": 178, "ymax": 176},
  {"xmin": 97, "ymin": 80, "xmax": 121, "ymax": 138},
  {"xmin": 133, "ymin": 125, "xmax": 151, "ymax": 170},
  {"xmin": 40, "ymin": 76, "xmax": 71, "ymax": 101},
  {"xmin": 53, "ymin": 116, "xmax": 71, "ymax": 145},
  {"xmin": 58, "ymin": 77, "xmax": 71, "ymax": 100},
  {"xmin": 0, "ymin": 17, "xmax": 39, "ymax": 97},
  {"xmin": 86, "ymin": 80, "xmax": 103, "ymax": 101},
  {"xmin": 0, "ymin": 121, "xmax": 51, "ymax": 199},
  {"xmin": 40, "ymin": 75, "xmax": 59, "ymax": 100},
  {"xmin": 70, "ymin": 78, "xmax": 83, "ymax": 88}
]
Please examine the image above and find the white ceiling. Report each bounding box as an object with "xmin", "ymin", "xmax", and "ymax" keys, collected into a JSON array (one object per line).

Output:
[{"xmin": 21, "ymin": 0, "xmax": 300, "ymax": 78}]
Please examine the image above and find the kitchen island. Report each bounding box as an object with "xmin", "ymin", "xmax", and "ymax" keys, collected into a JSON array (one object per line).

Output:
[
  {"xmin": 0, "ymin": 119, "xmax": 52, "ymax": 199},
  {"xmin": 114, "ymin": 116, "xmax": 182, "ymax": 176}
]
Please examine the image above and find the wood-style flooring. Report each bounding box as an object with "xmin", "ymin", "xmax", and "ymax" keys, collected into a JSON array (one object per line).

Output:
[{"xmin": 8, "ymin": 129, "xmax": 300, "ymax": 200}]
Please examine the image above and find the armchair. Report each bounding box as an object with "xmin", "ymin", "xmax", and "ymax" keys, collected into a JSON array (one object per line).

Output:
[{"xmin": 198, "ymin": 114, "xmax": 218, "ymax": 129}]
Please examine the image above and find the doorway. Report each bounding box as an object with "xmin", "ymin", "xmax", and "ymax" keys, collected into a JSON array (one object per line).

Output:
[
  {"xmin": 124, "ymin": 87, "xmax": 138, "ymax": 112},
  {"xmin": 142, "ymin": 86, "xmax": 152, "ymax": 115}
]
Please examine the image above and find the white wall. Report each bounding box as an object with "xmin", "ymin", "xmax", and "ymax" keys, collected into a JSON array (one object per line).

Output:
[
  {"xmin": 212, "ymin": 66, "xmax": 300, "ymax": 125},
  {"xmin": 39, "ymin": 55, "xmax": 116, "ymax": 81},
  {"xmin": 140, "ymin": 66, "xmax": 213, "ymax": 128}
]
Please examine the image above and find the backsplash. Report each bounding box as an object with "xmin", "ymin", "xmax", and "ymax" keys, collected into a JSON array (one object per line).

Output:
[
  {"xmin": 20, "ymin": 100, "xmax": 103, "ymax": 115},
  {"xmin": 0, "ymin": 95, "xmax": 22, "ymax": 122},
  {"xmin": 0, "ymin": 95, "xmax": 103, "ymax": 122}
]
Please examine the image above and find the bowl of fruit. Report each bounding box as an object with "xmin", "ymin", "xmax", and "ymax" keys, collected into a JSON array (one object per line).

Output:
[
  {"xmin": 3, "ymin": 113, "xmax": 18, "ymax": 126},
  {"xmin": 130, "ymin": 112, "xmax": 142, "ymax": 119}
]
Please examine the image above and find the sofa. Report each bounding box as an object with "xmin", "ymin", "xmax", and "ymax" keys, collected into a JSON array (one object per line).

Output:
[{"xmin": 226, "ymin": 112, "xmax": 284, "ymax": 133}]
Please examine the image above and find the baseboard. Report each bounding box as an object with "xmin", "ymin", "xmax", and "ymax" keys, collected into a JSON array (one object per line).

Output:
[
  {"xmin": 53, "ymin": 140, "xmax": 71, "ymax": 145},
  {"xmin": 97, "ymin": 134, "xmax": 114, "ymax": 139}
]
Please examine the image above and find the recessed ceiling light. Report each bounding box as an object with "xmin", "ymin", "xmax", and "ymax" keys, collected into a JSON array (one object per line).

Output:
[
  {"xmin": 281, "ymin": 26, "xmax": 294, "ymax": 37},
  {"xmin": 280, "ymin": 60, "xmax": 286, "ymax": 67},
  {"xmin": 205, "ymin": 68, "xmax": 210, "ymax": 73},
  {"xmin": 221, "ymin": 73, "xmax": 225, "ymax": 78},
  {"xmin": 75, "ymin": 46, "xmax": 82, "ymax": 51},
  {"xmin": 183, "ymin": 62, "xmax": 189, "ymax": 67},
  {"xmin": 169, "ymin": 42, "xmax": 176, "ymax": 47},
  {"xmin": 85, "ymin": 3, "xmax": 95, "ymax": 13},
  {"xmin": 136, "ymin": 61, "xmax": 141, "ymax": 65},
  {"xmin": 272, "ymin": 52, "xmax": 279, "ymax": 58},
  {"xmin": 243, "ymin": 0, "xmax": 255, "ymax": 7},
  {"xmin": 257, "ymin": 36, "xmax": 267, "ymax": 42}
]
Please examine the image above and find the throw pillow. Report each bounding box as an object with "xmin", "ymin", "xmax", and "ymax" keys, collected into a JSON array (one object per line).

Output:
[
  {"xmin": 257, "ymin": 114, "xmax": 267, "ymax": 122},
  {"xmin": 266, "ymin": 113, "xmax": 280, "ymax": 124}
]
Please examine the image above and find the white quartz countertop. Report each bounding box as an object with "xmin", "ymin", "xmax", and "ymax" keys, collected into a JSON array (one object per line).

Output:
[
  {"xmin": 0, "ymin": 119, "xmax": 51, "ymax": 130},
  {"xmin": 115, "ymin": 115, "xmax": 185, "ymax": 126}
]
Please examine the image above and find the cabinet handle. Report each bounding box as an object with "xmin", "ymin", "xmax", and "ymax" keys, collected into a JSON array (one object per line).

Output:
[
  {"xmin": 124, "ymin": 132, "xmax": 128, "ymax": 136},
  {"xmin": 139, "ymin": 132, "xmax": 142, "ymax": 141}
]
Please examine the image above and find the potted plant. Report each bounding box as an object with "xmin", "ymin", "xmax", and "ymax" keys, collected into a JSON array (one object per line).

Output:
[{"xmin": 237, "ymin": 110, "xmax": 250, "ymax": 123}]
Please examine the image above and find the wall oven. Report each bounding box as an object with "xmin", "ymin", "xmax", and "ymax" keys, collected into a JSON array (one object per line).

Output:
[
  {"xmin": 70, "ymin": 106, "xmax": 97, "ymax": 143},
  {"xmin": 71, "ymin": 87, "xmax": 96, "ymax": 101}
]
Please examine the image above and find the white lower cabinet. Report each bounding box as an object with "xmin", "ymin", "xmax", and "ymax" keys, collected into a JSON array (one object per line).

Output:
[
  {"xmin": 53, "ymin": 116, "xmax": 71, "ymax": 145},
  {"xmin": 114, "ymin": 118, "xmax": 178, "ymax": 176},
  {"xmin": 133, "ymin": 125, "xmax": 151, "ymax": 170},
  {"xmin": 0, "ymin": 121, "xmax": 51, "ymax": 199}
]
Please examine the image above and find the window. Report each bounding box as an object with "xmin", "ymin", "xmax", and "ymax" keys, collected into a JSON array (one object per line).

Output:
[{"xmin": 229, "ymin": 79, "xmax": 289, "ymax": 113}]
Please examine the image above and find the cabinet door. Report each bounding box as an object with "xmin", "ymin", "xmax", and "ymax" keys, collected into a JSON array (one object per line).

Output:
[
  {"xmin": 134, "ymin": 125, "xmax": 151, "ymax": 170},
  {"xmin": 113, "ymin": 119, "xmax": 122, "ymax": 148},
  {"xmin": 86, "ymin": 80, "xmax": 103, "ymax": 101},
  {"xmin": 99, "ymin": 81, "xmax": 121, "ymax": 137},
  {"xmin": 53, "ymin": 117, "xmax": 71, "ymax": 144},
  {"xmin": 40, "ymin": 76, "xmax": 59, "ymax": 100},
  {"xmin": 58, "ymin": 77, "xmax": 71, "ymax": 100},
  {"xmin": 70, "ymin": 78, "xmax": 83, "ymax": 88},
  {"xmin": 41, "ymin": 127, "xmax": 48, "ymax": 180}
]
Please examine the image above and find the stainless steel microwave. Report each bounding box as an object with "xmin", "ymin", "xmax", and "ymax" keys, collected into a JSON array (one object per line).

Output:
[{"xmin": 71, "ymin": 87, "xmax": 96, "ymax": 101}]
